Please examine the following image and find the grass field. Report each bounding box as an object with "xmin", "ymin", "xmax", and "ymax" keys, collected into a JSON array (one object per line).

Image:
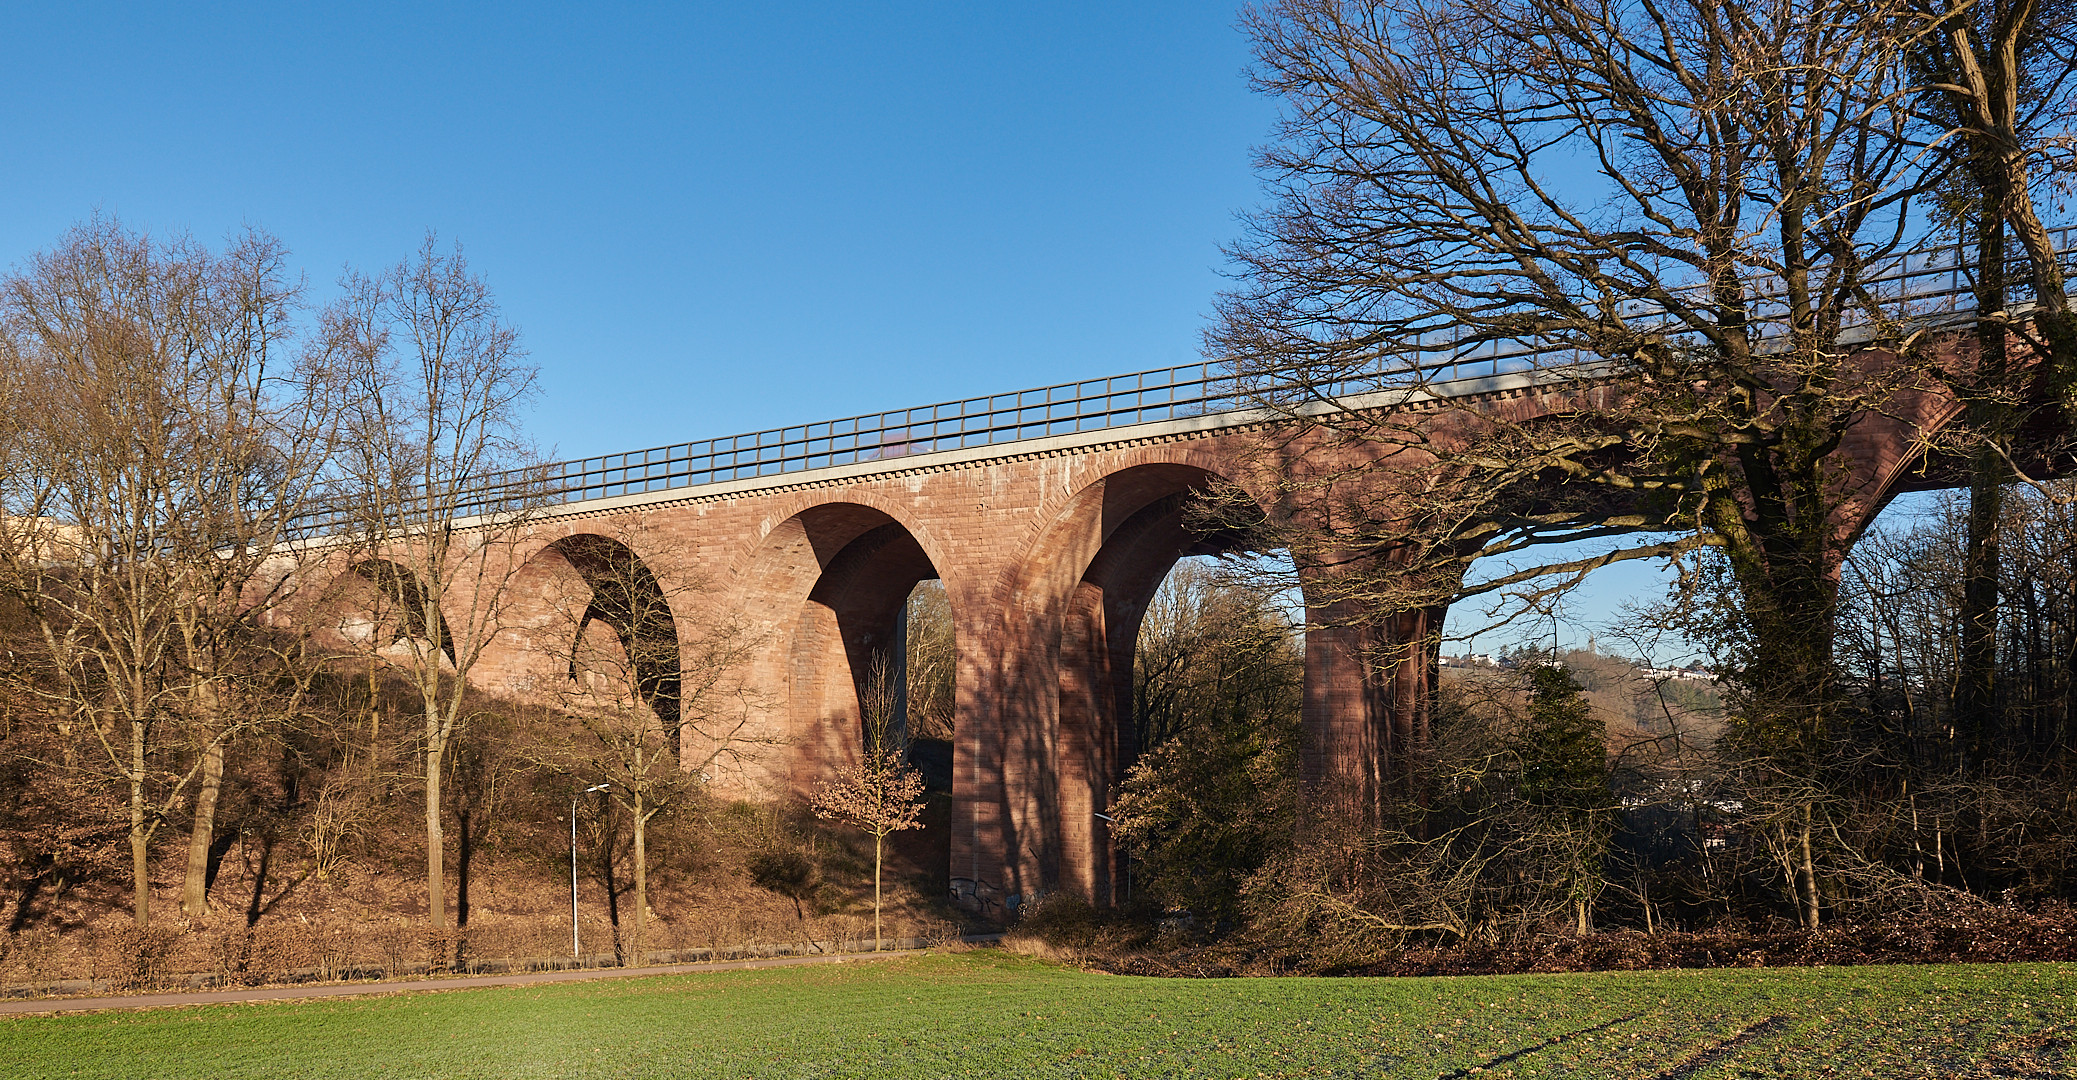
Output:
[{"xmin": 1, "ymin": 952, "xmax": 2070, "ymax": 1078}]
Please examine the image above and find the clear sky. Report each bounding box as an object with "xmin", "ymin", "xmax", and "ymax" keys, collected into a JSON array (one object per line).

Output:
[{"xmin": 1, "ymin": 2, "xmax": 1271, "ymax": 460}]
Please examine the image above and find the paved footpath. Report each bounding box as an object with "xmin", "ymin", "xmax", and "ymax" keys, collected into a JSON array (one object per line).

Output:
[{"xmin": 0, "ymin": 948, "xmax": 929, "ymax": 1016}]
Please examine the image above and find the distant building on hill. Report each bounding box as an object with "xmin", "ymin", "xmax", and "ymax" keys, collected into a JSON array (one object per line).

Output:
[{"xmin": 1643, "ymin": 664, "xmax": 1716, "ymax": 682}]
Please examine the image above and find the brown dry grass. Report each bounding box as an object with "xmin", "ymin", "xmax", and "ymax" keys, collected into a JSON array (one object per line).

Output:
[{"xmin": 0, "ymin": 795, "xmax": 971, "ymax": 996}]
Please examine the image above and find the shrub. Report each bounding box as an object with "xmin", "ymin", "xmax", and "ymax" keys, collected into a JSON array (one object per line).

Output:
[{"xmin": 106, "ymin": 925, "xmax": 183, "ymax": 991}]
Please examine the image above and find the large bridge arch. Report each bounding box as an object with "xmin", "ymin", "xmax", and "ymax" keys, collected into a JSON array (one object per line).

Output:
[
  {"xmin": 1052, "ymin": 470, "xmax": 1270, "ymax": 904},
  {"xmin": 499, "ymin": 532, "xmax": 684, "ymax": 737},
  {"xmin": 974, "ymin": 454, "xmax": 1279, "ymax": 905},
  {"xmin": 730, "ymin": 499, "xmax": 952, "ymax": 799}
]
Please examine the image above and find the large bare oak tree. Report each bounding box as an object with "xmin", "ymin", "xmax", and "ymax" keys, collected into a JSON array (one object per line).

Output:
[{"xmin": 1211, "ymin": 0, "xmax": 2075, "ymax": 921}]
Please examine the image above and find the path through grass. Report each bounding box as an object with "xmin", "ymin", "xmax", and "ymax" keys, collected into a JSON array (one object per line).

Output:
[{"xmin": 2, "ymin": 952, "xmax": 2070, "ymax": 1078}]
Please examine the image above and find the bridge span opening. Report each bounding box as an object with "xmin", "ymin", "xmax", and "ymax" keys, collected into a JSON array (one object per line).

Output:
[
  {"xmin": 729, "ymin": 502, "xmax": 941, "ymax": 780},
  {"xmin": 503, "ymin": 534, "xmax": 685, "ymax": 744}
]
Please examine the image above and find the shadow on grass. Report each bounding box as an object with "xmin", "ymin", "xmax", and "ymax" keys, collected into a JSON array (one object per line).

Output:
[
  {"xmin": 1645, "ymin": 1015, "xmax": 1791, "ymax": 1079},
  {"xmin": 1436, "ymin": 1013, "xmax": 1640, "ymax": 1078}
]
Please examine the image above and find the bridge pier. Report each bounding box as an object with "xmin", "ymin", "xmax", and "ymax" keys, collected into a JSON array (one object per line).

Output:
[
  {"xmin": 949, "ymin": 468, "xmax": 1464, "ymax": 916},
  {"xmin": 1299, "ymin": 557, "xmax": 1453, "ymax": 818},
  {"xmin": 1056, "ymin": 578, "xmax": 1126, "ymax": 906}
]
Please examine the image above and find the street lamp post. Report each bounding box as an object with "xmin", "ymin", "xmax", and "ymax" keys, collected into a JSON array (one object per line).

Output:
[{"xmin": 572, "ymin": 783, "xmax": 610, "ymax": 959}]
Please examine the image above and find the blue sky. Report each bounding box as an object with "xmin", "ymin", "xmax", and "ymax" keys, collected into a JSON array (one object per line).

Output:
[{"xmin": 1, "ymin": 2, "xmax": 1269, "ymax": 458}]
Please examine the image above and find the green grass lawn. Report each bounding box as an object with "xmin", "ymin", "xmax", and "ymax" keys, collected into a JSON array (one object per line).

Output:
[{"xmin": 2, "ymin": 952, "xmax": 2070, "ymax": 1078}]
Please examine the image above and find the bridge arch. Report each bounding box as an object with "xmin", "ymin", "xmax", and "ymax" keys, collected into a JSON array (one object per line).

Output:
[
  {"xmin": 983, "ymin": 456, "xmax": 1276, "ymax": 905},
  {"xmin": 732, "ymin": 499, "xmax": 950, "ymax": 800},
  {"xmin": 501, "ymin": 533, "xmax": 683, "ymax": 734}
]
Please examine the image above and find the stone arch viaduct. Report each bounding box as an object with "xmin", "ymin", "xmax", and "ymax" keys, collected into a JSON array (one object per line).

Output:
[{"xmin": 294, "ymin": 238, "xmax": 2066, "ymax": 916}]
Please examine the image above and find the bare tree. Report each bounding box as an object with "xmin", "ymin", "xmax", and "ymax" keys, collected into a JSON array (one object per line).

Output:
[
  {"xmin": 1913, "ymin": 0, "xmax": 2077, "ymax": 376},
  {"xmin": 331, "ymin": 234, "xmax": 541, "ymax": 934},
  {"xmin": 1204, "ymin": 0, "xmax": 2051, "ymax": 918},
  {"xmin": 0, "ymin": 219, "xmax": 342, "ymax": 927},
  {"xmin": 1834, "ymin": 487, "xmax": 2077, "ymax": 900},
  {"xmin": 1222, "ymin": 0, "xmax": 1946, "ymax": 690},
  {"xmin": 164, "ymin": 231, "xmax": 354, "ymax": 921},
  {"xmin": 1906, "ymin": 0, "xmax": 2077, "ymax": 770}
]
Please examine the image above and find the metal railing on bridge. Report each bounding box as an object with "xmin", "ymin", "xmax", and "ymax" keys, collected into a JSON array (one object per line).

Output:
[{"xmin": 408, "ymin": 225, "xmax": 2077, "ymax": 517}]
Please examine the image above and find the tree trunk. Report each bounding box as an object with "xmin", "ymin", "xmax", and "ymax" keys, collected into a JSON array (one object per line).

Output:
[
  {"xmin": 1910, "ymin": 786, "xmax": 1925, "ymax": 882},
  {"xmin": 180, "ymin": 738, "xmax": 227, "ymax": 919},
  {"xmin": 632, "ymin": 795, "xmax": 649, "ymax": 964},
  {"xmin": 131, "ymin": 717, "xmax": 150, "ymax": 928},
  {"xmin": 425, "ymin": 736, "xmax": 446, "ymax": 930},
  {"xmin": 1730, "ymin": 545, "xmax": 1839, "ymax": 934},
  {"xmin": 873, "ymin": 831, "xmax": 884, "ymax": 952},
  {"xmin": 130, "ymin": 792, "xmax": 151, "ymax": 929},
  {"xmin": 599, "ymin": 839, "xmax": 622, "ymax": 964},
  {"xmin": 1799, "ymin": 806, "xmax": 1821, "ymax": 930},
  {"xmin": 1959, "ymin": 206, "xmax": 2010, "ymax": 767},
  {"xmin": 367, "ymin": 660, "xmax": 384, "ymax": 786},
  {"xmin": 455, "ymin": 805, "xmax": 474, "ymax": 929},
  {"xmin": 1999, "ymin": 162, "xmax": 2077, "ymax": 387},
  {"xmin": 1961, "ymin": 462, "xmax": 2004, "ymax": 766}
]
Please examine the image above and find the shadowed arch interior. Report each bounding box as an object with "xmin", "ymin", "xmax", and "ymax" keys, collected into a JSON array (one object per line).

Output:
[
  {"xmin": 347, "ymin": 559, "xmax": 457, "ymax": 666},
  {"xmin": 539, "ymin": 535, "xmax": 683, "ymax": 731},
  {"xmin": 806, "ymin": 521, "xmax": 940, "ymax": 737},
  {"xmin": 1074, "ymin": 489, "xmax": 1257, "ymax": 754},
  {"xmin": 1081, "ymin": 483, "xmax": 1261, "ymax": 901},
  {"xmin": 735, "ymin": 502, "xmax": 947, "ymax": 794},
  {"xmin": 1017, "ymin": 462, "xmax": 1267, "ymax": 904}
]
